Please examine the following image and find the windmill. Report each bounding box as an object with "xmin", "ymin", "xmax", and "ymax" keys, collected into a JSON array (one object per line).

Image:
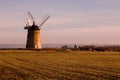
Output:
[{"xmin": 24, "ymin": 11, "xmax": 50, "ymax": 49}]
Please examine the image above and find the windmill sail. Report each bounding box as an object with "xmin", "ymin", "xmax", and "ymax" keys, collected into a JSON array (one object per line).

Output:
[
  {"xmin": 39, "ymin": 15, "xmax": 50, "ymax": 27},
  {"xmin": 28, "ymin": 11, "xmax": 35, "ymax": 23}
]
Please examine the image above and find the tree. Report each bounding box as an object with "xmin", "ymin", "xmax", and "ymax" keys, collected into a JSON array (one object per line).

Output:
[
  {"xmin": 74, "ymin": 44, "xmax": 78, "ymax": 50},
  {"xmin": 61, "ymin": 45, "xmax": 68, "ymax": 49}
]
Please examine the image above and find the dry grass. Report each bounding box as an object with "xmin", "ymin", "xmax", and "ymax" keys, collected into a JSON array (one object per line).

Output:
[{"xmin": 0, "ymin": 50, "xmax": 120, "ymax": 80}]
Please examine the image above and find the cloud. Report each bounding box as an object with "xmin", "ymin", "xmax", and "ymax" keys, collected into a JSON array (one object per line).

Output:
[
  {"xmin": 44, "ymin": 26, "xmax": 120, "ymax": 44},
  {"xmin": 0, "ymin": 0, "xmax": 120, "ymax": 45}
]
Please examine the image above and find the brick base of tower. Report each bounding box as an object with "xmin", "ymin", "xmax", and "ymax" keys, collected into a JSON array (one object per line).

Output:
[{"xmin": 26, "ymin": 29, "xmax": 41, "ymax": 49}]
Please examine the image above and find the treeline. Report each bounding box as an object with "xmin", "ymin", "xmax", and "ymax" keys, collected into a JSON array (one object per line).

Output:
[{"xmin": 61, "ymin": 45, "xmax": 120, "ymax": 52}]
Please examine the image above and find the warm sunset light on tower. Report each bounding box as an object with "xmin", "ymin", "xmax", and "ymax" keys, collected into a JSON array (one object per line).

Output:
[{"xmin": 24, "ymin": 11, "xmax": 50, "ymax": 49}]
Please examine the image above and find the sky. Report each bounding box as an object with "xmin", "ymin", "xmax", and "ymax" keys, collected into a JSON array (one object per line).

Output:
[{"xmin": 0, "ymin": 0, "xmax": 120, "ymax": 45}]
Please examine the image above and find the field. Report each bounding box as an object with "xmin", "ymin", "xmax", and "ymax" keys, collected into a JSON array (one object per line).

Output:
[{"xmin": 0, "ymin": 50, "xmax": 120, "ymax": 80}]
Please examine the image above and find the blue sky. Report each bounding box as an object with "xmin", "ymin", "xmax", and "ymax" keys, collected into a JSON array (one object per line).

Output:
[{"xmin": 0, "ymin": 0, "xmax": 120, "ymax": 44}]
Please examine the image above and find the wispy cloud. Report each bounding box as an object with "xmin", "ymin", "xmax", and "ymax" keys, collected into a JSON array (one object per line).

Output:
[
  {"xmin": 45, "ymin": 26, "xmax": 120, "ymax": 44},
  {"xmin": 0, "ymin": 0, "xmax": 120, "ymax": 44}
]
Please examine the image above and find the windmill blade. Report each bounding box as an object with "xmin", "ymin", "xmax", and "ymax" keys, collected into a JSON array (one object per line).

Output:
[
  {"xmin": 27, "ymin": 11, "xmax": 35, "ymax": 23},
  {"xmin": 27, "ymin": 18, "xmax": 31, "ymax": 24},
  {"xmin": 25, "ymin": 18, "xmax": 30, "ymax": 26},
  {"xmin": 39, "ymin": 15, "xmax": 50, "ymax": 27},
  {"xmin": 41, "ymin": 29, "xmax": 50, "ymax": 44}
]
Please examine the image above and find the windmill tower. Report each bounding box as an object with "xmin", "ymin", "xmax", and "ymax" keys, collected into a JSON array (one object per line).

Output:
[{"xmin": 24, "ymin": 11, "xmax": 50, "ymax": 49}]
